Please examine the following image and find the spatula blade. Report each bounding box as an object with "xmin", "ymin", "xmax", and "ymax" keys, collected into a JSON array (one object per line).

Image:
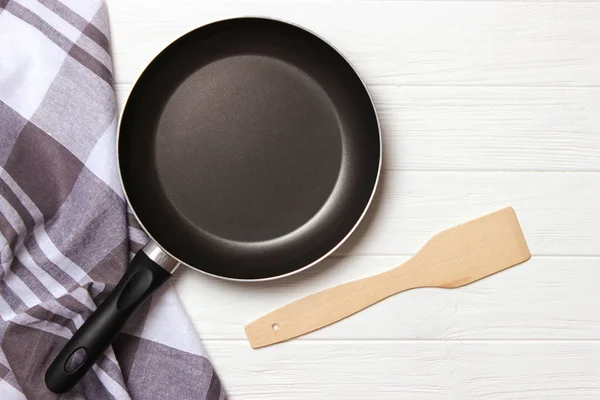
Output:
[{"xmin": 415, "ymin": 207, "xmax": 531, "ymax": 288}]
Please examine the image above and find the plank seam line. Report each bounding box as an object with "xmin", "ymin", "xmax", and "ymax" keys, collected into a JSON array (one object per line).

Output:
[
  {"xmin": 113, "ymin": 83, "xmax": 600, "ymax": 89},
  {"xmin": 200, "ymin": 338, "xmax": 600, "ymax": 343},
  {"xmin": 380, "ymin": 170, "xmax": 600, "ymax": 173},
  {"xmin": 324, "ymin": 254, "xmax": 600, "ymax": 259}
]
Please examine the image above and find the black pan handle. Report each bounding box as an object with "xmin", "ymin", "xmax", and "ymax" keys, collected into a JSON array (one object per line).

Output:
[{"xmin": 45, "ymin": 243, "xmax": 177, "ymax": 393}]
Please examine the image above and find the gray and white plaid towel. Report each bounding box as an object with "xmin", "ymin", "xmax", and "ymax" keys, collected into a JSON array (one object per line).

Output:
[{"xmin": 0, "ymin": 1, "xmax": 225, "ymax": 398}]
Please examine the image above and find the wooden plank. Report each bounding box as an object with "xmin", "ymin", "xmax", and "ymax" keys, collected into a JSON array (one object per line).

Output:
[
  {"xmin": 173, "ymin": 256, "xmax": 600, "ymax": 340},
  {"xmin": 203, "ymin": 340, "xmax": 600, "ymax": 400},
  {"xmin": 339, "ymin": 172, "xmax": 599, "ymax": 256},
  {"xmin": 373, "ymin": 86, "xmax": 600, "ymax": 171},
  {"xmin": 106, "ymin": 1, "xmax": 600, "ymax": 86},
  {"xmin": 115, "ymin": 84, "xmax": 600, "ymax": 171}
]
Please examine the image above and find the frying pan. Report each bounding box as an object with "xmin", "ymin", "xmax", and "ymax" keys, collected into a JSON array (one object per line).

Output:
[{"xmin": 45, "ymin": 17, "xmax": 381, "ymax": 393}]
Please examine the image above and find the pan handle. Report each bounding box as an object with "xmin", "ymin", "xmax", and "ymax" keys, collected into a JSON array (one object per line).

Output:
[{"xmin": 45, "ymin": 242, "xmax": 178, "ymax": 393}]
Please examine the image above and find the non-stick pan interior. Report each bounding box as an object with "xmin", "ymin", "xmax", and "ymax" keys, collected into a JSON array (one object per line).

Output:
[{"xmin": 119, "ymin": 18, "xmax": 380, "ymax": 279}]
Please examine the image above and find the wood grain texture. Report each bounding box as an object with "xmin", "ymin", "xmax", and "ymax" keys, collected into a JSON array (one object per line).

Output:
[
  {"xmin": 338, "ymin": 172, "xmax": 599, "ymax": 256},
  {"xmin": 106, "ymin": 1, "xmax": 600, "ymax": 86},
  {"xmin": 245, "ymin": 208, "xmax": 531, "ymax": 348},
  {"xmin": 173, "ymin": 256, "xmax": 600, "ymax": 340},
  {"xmin": 106, "ymin": 0, "xmax": 600, "ymax": 398},
  {"xmin": 203, "ymin": 341, "xmax": 600, "ymax": 400},
  {"xmin": 115, "ymin": 84, "xmax": 600, "ymax": 171}
]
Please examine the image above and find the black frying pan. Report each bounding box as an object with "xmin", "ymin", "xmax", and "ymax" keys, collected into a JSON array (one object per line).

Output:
[{"xmin": 46, "ymin": 17, "xmax": 381, "ymax": 393}]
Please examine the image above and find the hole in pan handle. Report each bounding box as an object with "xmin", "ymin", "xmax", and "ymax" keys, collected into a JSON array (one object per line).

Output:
[{"xmin": 44, "ymin": 242, "xmax": 177, "ymax": 393}]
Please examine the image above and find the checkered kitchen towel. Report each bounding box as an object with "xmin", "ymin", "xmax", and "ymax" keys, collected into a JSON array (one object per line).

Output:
[{"xmin": 0, "ymin": 1, "xmax": 225, "ymax": 399}]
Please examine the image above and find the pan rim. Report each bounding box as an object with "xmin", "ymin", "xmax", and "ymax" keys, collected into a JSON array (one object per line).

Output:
[{"xmin": 117, "ymin": 16, "xmax": 382, "ymax": 282}]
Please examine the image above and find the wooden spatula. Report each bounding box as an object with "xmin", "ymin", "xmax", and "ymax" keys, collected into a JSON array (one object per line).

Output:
[{"xmin": 245, "ymin": 207, "xmax": 530, "ymax": 349}]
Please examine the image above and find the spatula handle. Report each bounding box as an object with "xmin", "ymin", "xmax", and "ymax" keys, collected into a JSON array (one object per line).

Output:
[{"xmin": 245, "ymin": 268, "xmax": 418, "ymax": 348}]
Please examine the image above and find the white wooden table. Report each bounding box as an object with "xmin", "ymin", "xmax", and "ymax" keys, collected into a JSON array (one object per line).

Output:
[{"xmin": 106, "ymin": 1, "xmax": 600, "ymax": 398}]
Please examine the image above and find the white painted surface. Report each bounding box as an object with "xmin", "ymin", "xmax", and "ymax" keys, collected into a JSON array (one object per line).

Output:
[
  {"xmin": 206, "ymin": 341, "xmax": 600, "ymax": 400},
  {"xmin": 106, "ymin": 1, "xmax": 600, "ymax": 398}
]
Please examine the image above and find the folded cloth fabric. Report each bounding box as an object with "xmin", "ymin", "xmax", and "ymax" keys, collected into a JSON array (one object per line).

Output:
[{"xmin": 0, "ymin": 1, "xmax": 225, "ymax": 399}]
